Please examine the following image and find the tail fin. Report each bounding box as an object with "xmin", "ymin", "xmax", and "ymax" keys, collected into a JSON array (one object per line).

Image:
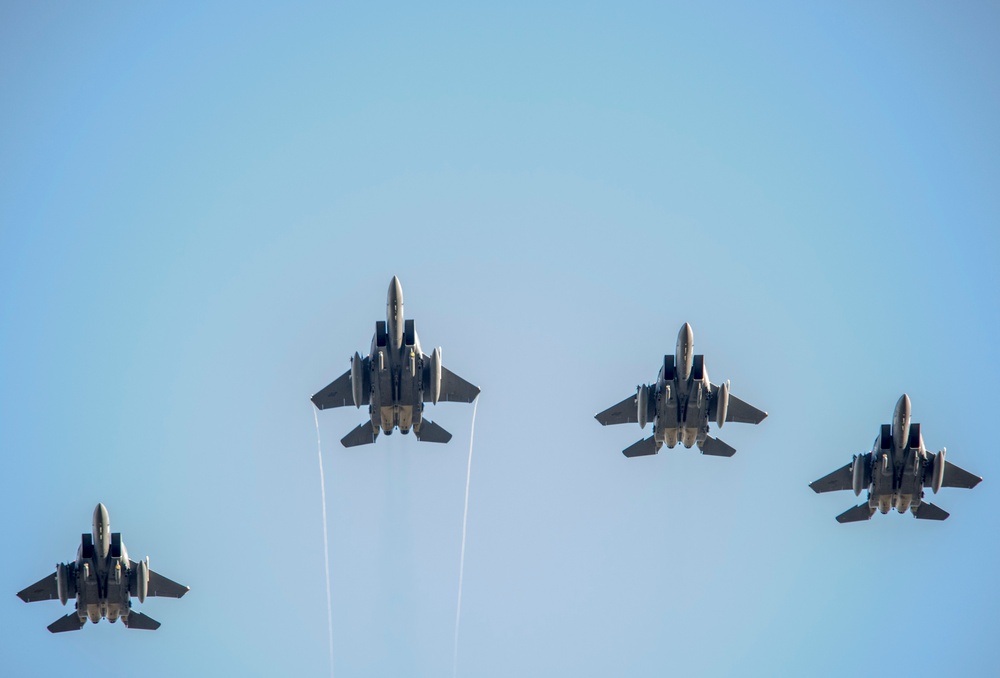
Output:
[
  {"xmin": 123, "ymin": 611, "xmax": 161, "ymax": 630},
  {"xmin": 836, "ymin": 503, "xmax": 875, "ymax": 523},
  {"xmin": 47, "ymin": 613, "xmax": 85, "ymax": 633},
  {"xmin": 414, "ymin": 419, "xmax": 452, "ymax": 444},
  {"xmin": 699, "ymin": 436, "xmax": 736, "ymax": 457},
  {"xmin": 914, "ymin": 502, "xmax": 949, "ymax": 521},
  {"xmin": 623, "ymin": 436, "xmax": 658, "ymax": 458},
  {"xmin": 341, "ymin": 423, "xmax": 378, "ymax": 448}
]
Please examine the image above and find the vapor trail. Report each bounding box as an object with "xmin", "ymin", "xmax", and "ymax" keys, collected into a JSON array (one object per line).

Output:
[
  {"xmin": 314, "ymin": 409, "xmax": 335, "ymax": 677},
  {"xmin": 453, "ymin": 398, "xmax": 479, "ymax": 678}
]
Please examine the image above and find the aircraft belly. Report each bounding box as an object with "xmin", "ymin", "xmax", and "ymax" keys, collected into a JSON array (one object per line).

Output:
[
  {"xmin": 86, "ymin": 602, "xmax": 101, "ymax": 624},
  {"xmin": 681, "ymin": 428, "xmax": 698, "ymax": 448},
  {"xmin": 877, "ymin": 495, "xmax": 892, "ymax": 514},
  {"xmin": 398, "ymin": 363, "xmax": 421, "ymax": 432},
  {"xmin": 656, "ymin": 399, "xmax": 679, "ymax": 448},
  {"xmin": 380, "ymin": 406, "xmax": 395, "ymax": 432},
  {"xmin": 398, "ymin": 405, "xmax": 414, "ymax": 432}
]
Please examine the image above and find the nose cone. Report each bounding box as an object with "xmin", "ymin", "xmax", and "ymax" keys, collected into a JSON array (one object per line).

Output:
[
  {"xmin": 93, "ymin": 504, "xmax": 110, "ymax": 556},
  {"xmin": 895, "ymin": 394, "xmax": 911, "ymax": 421},
  {"xmin": 893, "ymin": 394, "xmax": 912, "ymax": 450},
  {"xmin": 678, "ymin": 323, "xmax": 694, "ymax": 348},
  {"xmin": 388, "ymin": 276, "xmax": 403, "ymax": 306},
  {"xmin": 93, "ymin": 503, "xmax": 109, "ymax": 529}
]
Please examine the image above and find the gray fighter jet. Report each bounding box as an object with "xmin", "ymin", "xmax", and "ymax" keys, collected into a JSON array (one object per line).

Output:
[
  {"xmin": 312, "ymin": 276, "xmax": 480, "ymax": 447},
  {"xmin": 17, "ymin": 503, "xmax": 188, "ymax": 632},
  {"xmin": 596, "ymin": 323, "xmax": 767, "ymax": 458},
  {"xmin": 810, "ymin": 395, "xmax": 982, "ymax": 522}
]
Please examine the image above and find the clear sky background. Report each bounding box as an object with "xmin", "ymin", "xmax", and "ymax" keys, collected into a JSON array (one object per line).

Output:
[{"xmin": 2, "ymin": 3, "xmax": 999, "ymax": 677}]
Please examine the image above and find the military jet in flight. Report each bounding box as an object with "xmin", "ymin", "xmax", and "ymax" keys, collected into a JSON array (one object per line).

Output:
[
  {"xmin": 595, "ymin": 323, "xmax": 767, "ymax": 458},
  {"xmin": 17, "ymin": 503, "xmax": 188, "ymax": 633},
  {"xmin": 810, "ymin": 394, "xmax": 982, "ymax": 522},
  {"xmin": 312, "ymin": 276, "xmax": 480, "ymax": 447}
]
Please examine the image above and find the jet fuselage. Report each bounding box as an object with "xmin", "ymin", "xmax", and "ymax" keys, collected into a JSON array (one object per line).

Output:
[
  {"xmin": 18, "ymin": 503, "xmax": 188, "ymax": 632},
  {"xmin": 862, "ymin": 395, "xmax": 930, "ymax": 515},
  {"xmin": 366, "ymin": 276, "xmax": 428, "ymax": 435},
  {"xmin": 65, "ymin": 504, "xmax": 134, "ymax": 625},
  {"xmin": 652, "ymin": 323, "xmax": 713, "ymax": 450},
  {"xmin": 596, "ymin": 323, "xmax": 766, "ymax": 458},
  {"xmin": 312, "ymin": 276, "xmax": 480, "ymax": 447}
]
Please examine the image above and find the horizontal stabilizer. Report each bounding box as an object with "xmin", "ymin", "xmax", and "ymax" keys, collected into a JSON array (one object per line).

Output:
[
  {"xmin": 810, "ymin": 462, "xmax": 854, "ymax": 494},
  {"xmin": 123, "ymin": 611, "xmax": 161, "ymax": 630},
  {"xmin": 312, "ymin": 370, "xmax": 354, "ymax": 410},
  {"xmin": 699, "ymin": 436, "xmax": 736, "ymax": 457},
  {"xmin": 414, "ymin": 419, "xmax": 452, "ymax": 444},
  {"xmin": 914, "ymin": 502, "xmax": 950, "ymax": 521},
  {"xmin": 47, "ymin": 613, "xmax": 85, "ymax": 634},
  {"xmin": 623, "ymin": 436, "xmax": 657, "ymax": 458},
  {"xmin": 836, "ymin": 503, "xmax": 874, "ymax": 523},
  {"xmin": 341, "ymin": 422, "xmax": 378, "ymax": 448},
  {"xmin": 596, "ymin": 394, "xmax": 639, "ymax": 426}
]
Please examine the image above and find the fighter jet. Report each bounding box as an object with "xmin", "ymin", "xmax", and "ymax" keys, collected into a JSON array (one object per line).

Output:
[
  {"xmin": 810, "ymin": 394, "xmax": 982, "ymax": 522},
  {"xmin": 595, "ymin": 323, "xmax": 767, "ymax": 458},
  {"xmin": 16, "ymin": 503, "xmax": 188, "ymax": 633},
  {"xmin": 312, "ymin": 276, "xmax": 480, "ymax": 447}
]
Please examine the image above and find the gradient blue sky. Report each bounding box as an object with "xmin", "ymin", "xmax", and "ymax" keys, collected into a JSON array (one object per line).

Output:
[{"xmin": 2, "ymin": 3, "xmax": 999, "ymax": 677}]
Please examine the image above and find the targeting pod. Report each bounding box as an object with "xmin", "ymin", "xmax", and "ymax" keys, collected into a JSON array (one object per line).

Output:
[
  {"xmin": 932, "ymin": 448, "xmax": 947, "ymax": 494},
  {"xmin": 137, "ymin": 557, "xmax": 149, "ymax": 604},
  {"xmin": 55, "ymin": 563, "xmax": 68, "ymax": 606},
  {"xmin": 637, "ymin": 384, "xmax": 649, "ymax": 429},
  {"xmin": 716, "ymin": 381, "xmax": 730, "ymax": 428},
  {"xmin": 429, "ymin": 347, "xmax": 442, "ymax": 405}
]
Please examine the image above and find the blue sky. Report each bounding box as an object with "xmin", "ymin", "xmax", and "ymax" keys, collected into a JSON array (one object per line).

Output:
[{"xmin": 2, "ymin": 3, "xmax": 999, "ymax": 677}]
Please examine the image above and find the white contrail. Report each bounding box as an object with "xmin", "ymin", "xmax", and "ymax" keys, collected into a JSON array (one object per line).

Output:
[
  {"xmin": 452, "ymin": 398, "xmax": 479, "ymax": 678},
  {"xmin": 314, "ymin": 409, "xmax": 335, "ymax": 677}
]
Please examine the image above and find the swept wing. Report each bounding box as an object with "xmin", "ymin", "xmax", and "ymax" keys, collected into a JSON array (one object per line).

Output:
[
  {"xmin": 437, "ymin": 365, "xmax": 480, "ymax": 403},
  {"xmin": 595, "ymin": 394, "xmax": 639, "ymax": 426},
  {"xmin": 709, "ymin": 384, "xmax": 767, "ymax": 424},
  {"xmin": 131, "ymin": 562, "xmax": 189, "ymax": 598},
  {"xmin": 17, "ymin": 572, "xmax": 59, "ymax": 603},
  {"xmin": 311, "ymin": 369, "xmax": 354, "ymax": 410},
  {"xmin": 809, "ymin": 462, "xmax": 854, "ymax": 494}
]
